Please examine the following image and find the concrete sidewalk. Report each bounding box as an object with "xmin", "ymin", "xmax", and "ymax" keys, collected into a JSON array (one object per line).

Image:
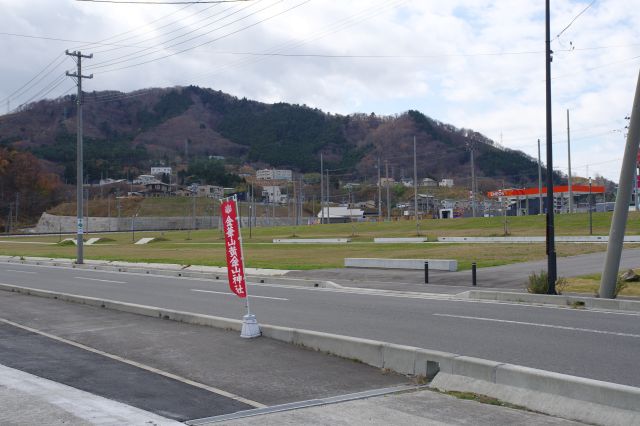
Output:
[{"xmin": 0, "ymin": 291, "xmax": 584, "ymax": 425}]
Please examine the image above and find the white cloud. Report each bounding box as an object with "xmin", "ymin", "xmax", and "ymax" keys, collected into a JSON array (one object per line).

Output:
[{"xmin": 1, "ymin": 0, "xmax": 639, "ymax": 182}]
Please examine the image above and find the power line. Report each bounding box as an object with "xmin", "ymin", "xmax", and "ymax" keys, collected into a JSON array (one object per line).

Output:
[
  {"xmin": 554, "ymin": 0, "xmax": 597, "ymax": 41},
  {"xmin": 76, "ymin": 0, "xmax": 254, "ymax": 4}
]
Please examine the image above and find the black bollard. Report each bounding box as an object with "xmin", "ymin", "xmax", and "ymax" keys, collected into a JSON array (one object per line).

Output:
[
  {"xmin": 424, "ymin": 261, "xmax": 429, "ymax": 284},
  {"xmin": 472, "ymin": 262, "xmax": 477, "ymax": 286}
]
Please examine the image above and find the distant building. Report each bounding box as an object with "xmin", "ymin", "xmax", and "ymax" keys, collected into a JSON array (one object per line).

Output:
[
  {"xmin": 378, "ymin": 177, "xmax": 396, "ymax": 186},
  {"xmin": 134, "ymin": 174, "xmax": 160, "ymax": 185},
  {"xmin": 439, "ymin": 178, "xmax": 454, "ymax": 188},
  {"xmin": 142, "ymin": 182, "xmax": 171, "ymax": 196},
  {"xmin": 150, "ymin": 166, "xmax": 172, "ymax": 176},
  {"xmin": 99, "ymin": 178, "xmax": 126, "ymax": 186},
  {"xmin": 422, "ymin": 178, "xmax": 438, "ymax": 187},
  {"xmin": 256, "ymin": 169, "xmax": 293, "ymax": 181},
  {"xmin": 196, "ymin": 185, "xmax": 224, "ymax": 199},
  {"xmin": 316, "ymin": 206, "xmax": 364, "ymax": 223},
  {"xmin": 262, "ymin": 186, "xmax": 288, "ymax": 204},
  {"xmin": 401, "ymin": 178, "xmax": 413, "ymax": 187}
]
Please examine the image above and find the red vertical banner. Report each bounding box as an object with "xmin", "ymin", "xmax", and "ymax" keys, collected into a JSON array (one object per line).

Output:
[{"xmin": 220, "ymin": 198, "xmax": 247, "ymax": 298}]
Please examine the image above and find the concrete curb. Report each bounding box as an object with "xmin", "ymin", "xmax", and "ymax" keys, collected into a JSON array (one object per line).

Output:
[
  {"xmin": 373, "ymin": 238, "xmax": 428, "ymax": 243},
  {"xmin": 460, "ymin": 290, "xmax": 640, "ymax": 312},
  {"xmin": 437, "ymin": 235, "xmax": 640, "ymax": 243},
  {"xmin": 0, "ymin": 283, "xmax": 638, "ymax": 424},
  {"xmin": 0, "ymin": 255, "xmax": 289, "ymax": 277},
  {"xmin": 273, "ymin": 238, "xmax": 351, "ymax": 244}
]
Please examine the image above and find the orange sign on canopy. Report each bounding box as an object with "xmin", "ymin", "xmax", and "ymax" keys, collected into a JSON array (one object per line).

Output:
[{"xmin": 487, "ymin": 185, "xmax": 605, "ymax": 198}]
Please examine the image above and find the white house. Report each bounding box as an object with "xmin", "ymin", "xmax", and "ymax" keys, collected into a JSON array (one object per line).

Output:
[
  {"xmin": 439, "ymin": 178, "xmax": 454, "ymax": 188},
  {"xmin": 422, "ymin": 178, "xmax": 438, "ymax": 187},
  {"xmin": 150, "ymin": 166, "xmax": 172, "ymax": 176},
  {"xmin": 316, "ymin": 206, "xmax": 364, "ymax": 223},
  {"xmin": 133, "ymin": 174, "xmax": 160, "ymax": 185},
  {"xmin": 256, "ymin": 169, "xmax": 293, "ymax": 181},
  {"xmin": 262, "ymin": 186, "xmax": 288, "ymax": 204}
]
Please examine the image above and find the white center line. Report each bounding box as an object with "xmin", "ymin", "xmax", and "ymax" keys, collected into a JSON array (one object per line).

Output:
[
  {"xmin": 75, "ymin": 277, "xmax": 127, "ymax": 284},
  {"xmin": 433, "ymin": 313, "xmax": 640, "ymax": 339},
  {"xmin": 191, "ymin": 289, "xmax": 288, "ymax": 301},
  {"xmin": 6, "ymin": 270, "xmax": 37, "ymax": 274}
]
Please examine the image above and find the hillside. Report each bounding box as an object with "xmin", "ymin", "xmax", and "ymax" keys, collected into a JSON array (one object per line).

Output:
[{"xmin": 0, "ymin": 85, "xmax": 558, "ymax": 190}]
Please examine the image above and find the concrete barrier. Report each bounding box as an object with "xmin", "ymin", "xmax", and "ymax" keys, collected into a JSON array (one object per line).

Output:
[
  {"xmin": 374, "ymin": 238, "xmax": 428, "ymax": 243},
  {"xmin": 437, "ymin": 236, "xmax": 640, "ymax": 243},
  {"xmin": 461, "ymin": 290, "xmax": 640, "ymax": 313},
  {"xmin": 345, "ymin": 258, "xmax": 457, "ymax": 272},
  {"xmin": 134, "ymin": 238, "xmax": 155, "ymax": 245},
  {"xmin": 273, "ymin": 238, "xmax": 351, "ymax": 244},
  {"xmin": 1, "ymin": 282, "xmax": 639, "ymax": 424}
]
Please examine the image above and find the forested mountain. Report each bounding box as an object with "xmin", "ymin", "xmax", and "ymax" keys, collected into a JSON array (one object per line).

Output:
[{"xmin": 0, "ymin": 85, "xmax": 557, "ymax": 187}]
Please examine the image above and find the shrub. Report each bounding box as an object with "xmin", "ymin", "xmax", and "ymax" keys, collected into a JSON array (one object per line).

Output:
[
  {"xmin": 527, "ymin": 270, "xmax": 548, "ymax": 294},
  {"xmin": 527, "ymin": 271, "xmax": 567, "ymax": 295},
  {"xmin": 615, "ymin": 275, "xmax": 628, "ymax": 298}
]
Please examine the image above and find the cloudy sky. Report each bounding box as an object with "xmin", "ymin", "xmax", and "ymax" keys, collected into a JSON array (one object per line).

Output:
[{"xmin": 1, "ymin": 0, "xmax": 639, "ymax": 182}]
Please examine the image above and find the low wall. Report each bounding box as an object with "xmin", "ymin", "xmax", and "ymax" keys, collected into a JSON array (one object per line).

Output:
[
  {"xmin": 374, "ymin": 237, "xmax": 428, "ymax": 243},
  {"xmin": 345, "ymin": 258, "xmax": 457, "ymax": 272},
  {"xmin": 273, "ymin": 238, "xmax": 351, "ymax": 244},
  {"xmin": 34, "ymin": 213, "xmax": 295, "ymax": 233},
  {"xmin": 437, "ymin": 236, "xmax": 640, "ymax": 243}
]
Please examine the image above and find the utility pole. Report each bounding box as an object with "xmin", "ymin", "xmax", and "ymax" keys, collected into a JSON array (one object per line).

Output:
[
  {"xmin": 414, "ymin": 136, "xmax": 419, "ymax": 234},
  {"xmin": 544, "ymin": 1, "xmax": 557, "ymax": 294},
  {"xmin": 567, "ymin": 109, "xmax": 573, "ymax": 214},
  {"xmin": 600, "ymin": 72, "xmax": 640, "ymax": 299},
  {"xmin": 385, "ymin": 160, "xmax": 390, "ymax": 221},
  {"xmin": 66, "ymin": 50, "xmax": 93, "ymax": 265},
  {"xmin": 377, "ymin": 157, "xmax": 382, "ymax": 221},
  {"xmin": 538, "ymin": 138, "xmax": 543, "ymax": 214},
  {"xmin": 467, "ymin": 137, "xmax": 477, "ymax": 218},
  {"xmin": 320, "ymin": 153, "xmax": 324, "ymax": 224},
  {"xmin": 326, "ymin": 169, "xmax": 330, "ymax": 224}
]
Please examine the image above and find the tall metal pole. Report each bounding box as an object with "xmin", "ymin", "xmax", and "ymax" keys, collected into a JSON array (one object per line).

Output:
[
  {"xmin": 385, "ymin": 160, "xmax": 390, "ymax": 221},
  {"xmin": 538, "ymin": 138, "xmax": 543, "ymax": 214},
  {"xmin": 377, "ymin": 157, "xmax": 382, "ymax": 221},
  {"xmin": 470, "ymin": 141, "xmax": 477, "ymax": 217},
  {"xmin": 326, "ymin": 169, "xmax": 330, "ymax": 224},
  {"xmin": 589, "ymin": 177, "xmax": 593, "ymax": 235},
  {"xmin": 320, "ymin": 153, "xmax": 324, "ymax": 224},
  {"xmin": 545, "ymin": 1, "xmax": 557, "ymax": 294},
  {"xmin": 414, "ymin": 136, "xmax": 419, "ymax": 234},
  {"xmin": 567, "ymin": 109, "xmax": 573, "ymax": 214},
  {"xmin": 66, "ymin": 50, "xmax": 93, "ymax": 264},
  {"xmin": 599, "ymin": 70, "xmax": 640, "ymax": 298}
]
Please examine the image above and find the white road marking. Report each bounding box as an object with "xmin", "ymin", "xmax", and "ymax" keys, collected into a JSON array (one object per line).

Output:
[
  {"xmin": 74, "ymin": 277, "xmax": 126, "ymax": 284},
  {"xmin": 6, "ymin": 269, "xmax": 37, "ymax": 274},
  {"xmin": 0, "ymin": 317, "xmax": 266, "ymax": 409},
  {"xmin": 433, "ymin": 313, "xmax": 640, "ymax": 338},
  {"xmin": 191, "ymin": 289, "xmax": 288, "ymax": 301}
]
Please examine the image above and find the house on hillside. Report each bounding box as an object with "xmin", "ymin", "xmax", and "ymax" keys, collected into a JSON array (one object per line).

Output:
[
  {"xmin": 134, "ymin": 174, "xmax": 160, "ymax": 185},
  {"xmin": 439, "ymin": 178, "xmax": 454, "ymax": 188},
  {"xmin": 150, "ymin": 166, "xmax": 172, "ymax": 176},
  {"xmin": 142, "ymin": 182, "xmax": 171, "ymax": 196},
  {"xmin": 256, "ymin": 169, "xmax": 293, "ymax": 181},
  {"xmin": 262, "ymin": 186, "xmax": 288, "ymax": 204},
  {"xmin": 196, "ymin": 185, "xmax": 224, "ymax": 199}
]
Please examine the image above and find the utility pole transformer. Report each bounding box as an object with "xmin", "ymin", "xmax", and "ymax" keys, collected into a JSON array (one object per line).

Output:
[{"xmin": 66, "ymin": 50, "xmax": 93, "ymax": 264}]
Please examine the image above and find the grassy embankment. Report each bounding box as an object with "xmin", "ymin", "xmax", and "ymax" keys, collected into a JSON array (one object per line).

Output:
[{"xmin": 3, "ymin": 209, "xmax": 640, "ymax": 296}]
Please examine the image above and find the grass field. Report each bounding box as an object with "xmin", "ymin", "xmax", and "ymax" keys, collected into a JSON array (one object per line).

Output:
[{"xmin": 3, "ymin": 211, "xmax": 640, "ymax": 270}]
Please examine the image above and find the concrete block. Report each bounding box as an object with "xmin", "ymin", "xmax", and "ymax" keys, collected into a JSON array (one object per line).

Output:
[
  {"xmin": 344, "ymin": 258, "xmax": 457, "ymax": 272},
  {"xmin": 451, "ymin": 356, "xmax": 503, "ymax": 383},
  {"xmin": 413, "ymin": 348, "xmax": 454, "ymax": 378},
  {"xmin": 381, "ymin": 343, "xmax": 417, "ymax": 375},
  {"xmin": 134, "ymin": 237, "xmax": 155, "ymax": 245},
  {"xmin": 261, "ymin": 325, "xmax": 295, "ymax": 343},
  {"xmin": 495, "ymin": 364, "xmax": 640, "ymax": 412},
  {"xmin": 273, "ymin": 238, "xmax": 351, "ymax": 244},
  {"xmin": 374, "ymin": 238, "xmax": 428, "ymax": 243},
  {"xmin": 292, "ymin": 330, "xmax": 384, "ymax": 368}
]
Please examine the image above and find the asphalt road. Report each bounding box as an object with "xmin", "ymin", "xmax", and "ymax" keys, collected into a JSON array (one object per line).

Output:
[
  {"xmin": 287, "ymin": 247, "xmax": 640, "ymax": 291},
  {"xmin": 1, "ymin": 261, "xmax": 639, "ymax": 388}
]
